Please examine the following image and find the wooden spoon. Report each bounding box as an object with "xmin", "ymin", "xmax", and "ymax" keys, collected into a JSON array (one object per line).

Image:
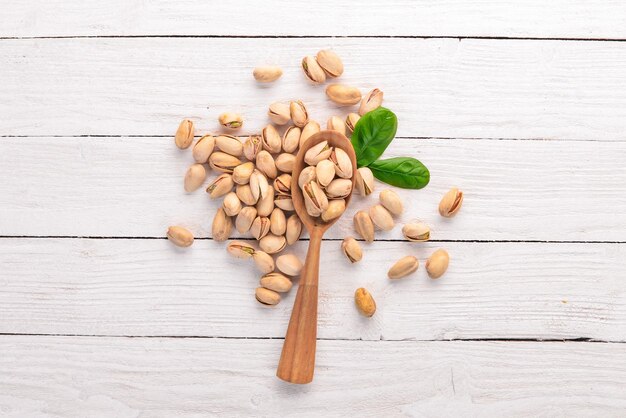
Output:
[{"xmin": 276, "ymin": 130, "xmax": 357, "ymax": 384}]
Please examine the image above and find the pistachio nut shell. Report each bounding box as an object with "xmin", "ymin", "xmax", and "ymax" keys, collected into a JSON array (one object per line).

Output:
[
  {"xmin": 270, "ymin": 208, "xmax": 287, "ymax": 236},
  {"xmin": 215, "ymin": 134, "xmax": 243, "ymax": 157},
  {"xmin": 273, "ymin": 174, "xmax": 292, "ymax": 196},
  {"xmin": 218, "ymin": 112, "xmax": 243, "ymax": 130},
  {"xmin": 192, "ymin": 135, "xmax": 215, "ymax": 163},
  {"xmin": 255, "ymin": 287, "xmax": 281, "ymax": 305},
  {"xmin": 345, "ymin": 113, "xmax": 360, "ymax": 134},
  {"xmin": 316, "ymin": 49, "xmax": 344, "ymax": 78},
  {"xmin": 325, "ymin": 178, "xmax": 352, "ymax": 199},
  {"xmin": 252, "ymin": 251, "xmax": 275, "ymax": 274},
  {"xmin": 256, "ymin": 150, "xmax": 278, "ymax": 179},
  {"xmin": 369, "ymin": 204, "xmax": 394, "ymax": 231},
  {"xmin": 285, "ymin": 214, "xmax": 302, "ymax": 245},
  {"xmin": 355, "ymin": 288, "xmax": 376, "ymax": 317},
  {"xmin": 304, "ymin": 140, "xmax": 333, "ymax": 166},
  {"xmin": 341, "ymin": 237, "xmax": 362, "ymax": 263},
  {"xmin": 302, "ymin": 55, "xmax": 326, "ymax": 84},
  {"xmin": 276, "ymin": 254, "xmax": 303, "ymax": 276},
  {"xmin": 253, "ymin": 65, "xmax": 283, "ymax": 83},
  {"xmin": 274, "ymin": 195, "xmax": 295, "ymax": 211},
  {"xmin": 259, "ymin": 233, "xmax": 287, "ymax": 254},
  {"xmin": 282, "ymin": 126, "xmax": 301, "ymax": 154},
  {"xmin": 227, "ymin": 240, "xmax": 256, "ymax": 259},
  {"xmin": 388, "ymin": 255, "xmax": 419, "ymax": 279},
  {"xmin": 355, "ymin": 167, "xmax": 375, "ymax": 196},
  {"xmin": 223, "ymin": 191, "xmax": 243, "ymax": 216},
  {"xmin": 315, "ymin": 159, "xmax": 336, "ymax": 187},
  {"xmin": 321, "ymin": 199, "xmax": 346, "ymax": 222},
  {"xmin": 232, "ymin": 162, "xmax": 255, "ymax": 185},
  {"xmin": 359, "ymin": 88, "xmax": 384, "ymax": 116},
  {"xmin": 426, "ymin": 248, "xmax": 449, "ymax": 279},
  {"xmin": 298, "ymin": 166, "xmax": 317, "ymax": 189},
  {"xmin": 268, "ymin": 102, "xmax": 291, "ymax": 125},
  {"xmin": 175, "ymin": 119, "xmax": 194, "ymax": 149},
  {"xmin": 439, "ymin": 188, "xmax": 464, "ymax": 218},
  {"xmin": 402, "ymin": 222, "xmax": 430, "ymax": 242},
  {"xmin": 290, "ymin": 100, "xmax": 309, "ymax": 128},
  {"xmin": 243, "ymin": 135, "xmax": 262, "ymax": 161},
  {"xmin": 206, "ymin": 173, "xmax": 234, "ymax": 198},
  {"xmin": 331, "ymin": 148, "xmax": 353, "ymax": 179},
  {"xmin": 236, "ymin": 184, "xmax": 258, "ymax": 205},
  {"xmin": 354, "ymin": 210, "xmax": 375, "ymax": 242},
  {"xmin": 209, "ymin": 152, "xmax": 242, "ymax": 173},
  {"xmin": 379, "ymin": 189, "xmax": 403, "ymax": 216},
  {"xmin": 212, "ymin": 207, "xmax": 233, "ymax": 242},
  {"xmin": 167, "ymin": 226, "xmax": 194, "ymax": 247},
  {"xmin": 260, "ymin": 273, "xmax": 293, "ymax": 293},
  {"xmin": 184, "ymin": 163, "xmax": 207, "ymax": 192},
  {"xmin": 275, "ymin": 153, "xmax": 295, "ymax": 173},
  {"xmin": 235, "ymin": 206, "xmax": 257, "ymax": 234},
  {"xmin": 256, "ymin": 186, "xmax": 275, "ymax": 217},
  {"xmin": 250, "ymin": 216, "xmax": 271, "ymax": 240},
  {"xmin": 326, "ymin": 84, "xmax": 362, "ymax": 106},
  {"xmin": 300, "ymin": 120, "xmax": 320, "ymax": 147},
  {"xmin": 303, "ymin": 181, "xmax": 329, "ymax": 217},
  {"xmin": 262, "ymin": 124, "xmax": 282, "ymax": 154},
  {"xmin": 249, "ymin": 170, "xmax": 269, "ymax": 202},
  {"xmin": 327, "ymin": 115, "xmax": 346, "ymax": 136}
]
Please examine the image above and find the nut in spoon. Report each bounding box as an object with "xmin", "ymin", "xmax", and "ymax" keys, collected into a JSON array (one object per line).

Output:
[{"xmin": 276, "ymin": 130, "xmax": 357, "ymax": 384}]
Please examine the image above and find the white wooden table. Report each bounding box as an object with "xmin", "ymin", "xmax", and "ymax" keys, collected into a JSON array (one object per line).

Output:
[{"xmin": 1, "ymin": 1, "xmax": 625, "ymax": 416}]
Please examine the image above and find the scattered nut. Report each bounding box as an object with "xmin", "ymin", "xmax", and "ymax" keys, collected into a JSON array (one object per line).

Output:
[
  {"xmin": 260, "ymin": 273, "xmax": 293, "ymax": 293},
  {"xmin": 192, "ymin": 134, "xmax": 215, "ymax": 163},
  {"xmin": 300, "ymin": 120, "xmax": 320, "ymax": 147},
  {"xmin": 222, "ymin": 192, "xmax": 243, "ymax": 216},
  {"xmin": 369, "ymin": 205, "xmax": 394, "ymax": 231},
  {"xmin": 402, "ymin": 222, "xmax": 430, "ymax": 242},
  {"xmin": 235, "ymin": 206, "xmax": 257, "ymax": 234},
  {"xmin": 270, "ymin": 207, "xmax": 287, "ymax": 236},
  {"xmin": 255, "ymin": 287, "xmax": 281, "ymax": 305},
  {"xmin": 262, "ymin": 124, "xmax": 282, "ymax": 154},
  {"xmin": 216, "ymin": 134, "xmax": 243, "ymax": 157},
  {"xmin": 218, "ymin": 112, "xmax": 243, "ymax": 130},
  {"xmin": 253, "ymin": 251, "xmax": 275, "ymax": 274},
  {"xmin": 276, "ymin": 254, "xmax": 303, "ymax": 276},
  {"xmin": 275, "ymin": 153, "xmax": 295, "ymax": 173},
  {"xmin": 259, "ymin": 233, "xmax": 287, "ymax": 254},
  {"xmin": 167, "ymin": 226, "xmax": 194, "ymax": 247},
  {"xmin": 232, "ymin": 162, "xmax": 255, "ymax": 185},
  {"xmin": 354, "ymin": 210, "xmax": 375, "ymax": 242},
  {"xmin": 354, "ymin": 288, "xmax": 376, "ymax": 317},
  {"xmin": 206, "ymin": 173, "xmax": 234, "ymax": 199},
  {"xmin": 345, "ymin": 113, "xmax": 360, "ymax": 134},
  {"xmin": 290, "ymin": 101, "xmax": 309, "ymax": 128},
  {"xmin": 327, "ymin": 115, "xmax": 346, "ymax": 135},
  {"xmin": 316, "ymin": 49, "xmax": 344, "ymax": 78},
  {"xmin": 341, "ymin": 237, "xmax": 362, "ymax": 263},
  {"xmin": 184, "ymin": 163, "xmax": 207, "ymax": 192},
  {"xmin": 285, "ymin": 214, "xmax": 302, "ymax": 245},
  {"xmin": 326, "ymin": 84, "xmax": 362, "ymax": 106},
  {"xmin": 302, "ymin": 55, "xmax": 326, "ymax": 84},
  {"xmin": 282, "ymin": 126, "xmax": 301, "ymax": 154},
  {"xmin": 268, "ymin": 102, "xmax": 291, "ymax": 125},
  {"xmin": 175, "ymin": 119, "xmax": 194, "ymax": 149},
  {"xmin": 250, "ymin": 216, "xmax": 271, "ymax": 240},
  {"xmin": 439, "ymin": 188, "xmax": 464, "ymax": 218},
  {"xmin": 243, "ymin": 135, "xmax": 262, "ymax": 161},
  {"xmin": 253, "ymin": 66, "xmax": 283, "ymax": 83},
  {"xmin": 227, "ymin": 240, "xmax": 255, "ymax": 259},
  {"xmin": 426, "ymin": 249, "xmax": 449, "ymax": 279},
  {"xmin": 359, "ymin": 88, "xmax": 383, "ymax": 115},
  {"xmin": 209, "ymin": 152, "xmax": 242, "ymax": 173},
  {"xmin": 388, "ymin": 256, "xmax": 419, "ymax": 279},
  {"xmin": 212, "ymin": 207, "xmax": 233, "ymax": 242},
  {"xmin": 355, "ymin": 167, "xmax": 375, "ymax": 196},
  {"xmin": 379, "ymin": 189, "xmax": 403, "ymax": 216}
]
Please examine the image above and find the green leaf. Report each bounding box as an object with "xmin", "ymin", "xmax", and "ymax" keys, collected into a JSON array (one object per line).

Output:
[
  {"xmin": 369, "ymin": 157, "xmax": 430, "ymax": 189},
  {"xmin": 351, "ymin": 107, "xmax": 398, "ymax": 167}
]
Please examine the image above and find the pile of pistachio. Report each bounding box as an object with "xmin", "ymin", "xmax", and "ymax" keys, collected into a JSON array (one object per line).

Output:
[{"xmin": 166, "ymin": 48, "xmax": 464, "ymax": 313}]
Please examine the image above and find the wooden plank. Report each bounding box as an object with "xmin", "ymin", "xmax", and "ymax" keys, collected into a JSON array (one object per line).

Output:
[
  {"xmin": 1, "ymin": 137, "xmax": 625, "ymax": 241},
  {"xmin": 1, "ymin": 238, "xmax": 624, "ymax": 341},
  {"xmin": 0, "ymin": 336, "xmax": 624, "ymax": 416},
  {"xmin": 2, "ymin": 1, "xmax": 626, "ymax": 39},
  {"xmin": 2, "ymin": 38, "xmax": 626, "ymax": 140}
]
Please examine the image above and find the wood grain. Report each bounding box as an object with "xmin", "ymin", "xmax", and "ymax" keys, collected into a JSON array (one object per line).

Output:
[
  {"xmin": 2, "ymin": 38, "xmax": 626, "ymax": 140},
  {"xmin": 2, "ymin": 1, "xmax": 626, "ymax": 39}
]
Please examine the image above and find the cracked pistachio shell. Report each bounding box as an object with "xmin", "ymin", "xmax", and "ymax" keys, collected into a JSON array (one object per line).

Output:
[
  {"xmin": 212, "ymin": 207, "xmax": 233, "ymax": 242},
  {"xmin": 369, "ymin": 204, "xmax": 394, "ymax": 231},
  {"xmin": 222, "ymin": 192, "xmax": 242, "ymax": 216},
  {"xmin": 300, "ymin": 120, "xmax": 320, "ymax": 147},
  {"xmin": 355, "ymin": 167, "xmax": 375, "ymax": 196},
  {"xmin": 302, "ymin": 55, "xmax": 326, "ymax": 84},
  {"xmin": 256, "ymin": 186, "xmax": 275, "ymax": 217},
  {"xmin": 184, "ymin": 163, "xmax": 207, "ymax": 192},
  {"xmin": 354, "ymin": 210, "xmax": 375, "ymax": 242},
  {"xmin": 274, "ymin": 195, "xmax": 294, "ymax": 211},
  {"xmin": 253, "ymin": 65, "xmax": 283, "ymax": 83},
  {"xmin": 326, "ymin": 84, "xmax": 362, "ymax": 106},
  {"xmin": 286, "ymin": 214, "xmax": 302, "ymax": 245},
  {"xmin": 331, "ymin": 148, "xmax": 353, "ymax": 179},
  {"xmin": 236, "ymin": 184, "xmax": 258, "ymax": 205},
  {"xmin": 359, "ymin": 88, "xmax": 384, "ymax": 116},
  {"xmin": 270, "ymin": 208, "xmax": 287, "ymax": 236},
  {"xmin": 325, "ymin": 178, "xmax": 352, "ymax": 199},
  {"xmin": 275, "ymin": 153, "xmax": 295, "ymax": 173},
  {"xmin": 355, "ymin": 288, "xmax": 376, "ymax": 317},
  {"xmin": 252, "ymin": 250, "xmax": 275, "ymax": 274},
  {"xmin": 298, "ymin": 166, "xmax": 317, "ymax": 189},
  {"xmin": 227, "ymin": 240, "xmax": 256, "ymax": 259},
  {"xmin": 388, "ymin": 255, "xmax": 419, "ymax": 279},
  {"xmin": 316, "ymin": 49, "xmax": 344, "ymax": 78},
  {"xmin": 268, "ymin": 102, "xmax": 291, "ymax": 125},
  {"xmin": 167, "ymin": 226, "xmax": 194, "ymax": 247},
  {"xmin": 255, "ymin": 287, "xmax": 281, "ymax": 305},
  {"xmin": 206, "ymin": 173, "xmax": 234, "ymax": 198},
  {"xmin": 273, "ymin": 174, "xmax": 292, "ymax": 196},
  {"xmin": 304, "ymin": 141, "xmax": 333, "ymax": 166},
  {"xmin": 216, "ymin": 135, "xmax": 243, "ymax": 157},
  {"xmin": 250, "ymin": 216, "xmax": 271, "ymax": 240},
  {"xmin": 259, "ymin": 233, "xmax": 287, "ymax": 254},
  {"xmin": 209, "ymin": 152, "xmax": 242, "ymax": 173},
  {"xmin": 341, "ymin": 237, "xmax": 362, "ymax": 263},
  {"xmin": 282, "ymin": 126, "xmax": 301, "ymax": 154},
  {"xmin": 192, "ymin": 135, "xmax": 215, "ymax": 163},
  {"xmin": 321, "ymin": 199, "xmax": 346, "ymax": 222},
  {"xmin": 232, "ymin": 162, "xmax": 255, "ymax": 185},
  {"xmin": 402, "ymin": 222, "xmax": 430, "ymax": 242},
  {"xmin": 439, "ymin": 188, "xmax": 464, "ymax": 218},
  {"xmin": 346, "ymin": 113, "xmax": 360, "ymax": 134},
  {"xmin": 276, "ymin": 254, "xmax": 303, "ymax": 276},
  {"xmin": 379, "ymin": 189, "xmax": 403, "ymax": 216},
  {"xmin": 260, "ymin": 272, "xmax": 293, "ymax": 293},
  {"xmin": 175, "ymin": 119, "xmax": 194, "ymax": 149},
  {"xmin": 235, "ymin": 206, "xmax": 257, "ymax": 234},
  {"xmin": 218, "ymin": 112, "xmax": 243, "ymax": 130},
  {"xmin": 243, "ymin": 135, "xmax": 262, "ymax": 161},
  {"xmin": 426, "ymin": 249, "xmax": 449, "ymax": 279},
  {"xmin": 327, "ymin": 116, "xmax": 346, "ymax": 136},
  {"xmin": 316, "ymin": 159, "xmax": 336, "ymax": 187},
  {"xmin": 289, "ymin": 101, "xmax": 309, "ymax": 128},
  {"xmin": 256, "ymin": 150, "xmax": 278, "ymax": 179},
  {"xmin": 262, "ymin": 124, "xmax": 281, "ymax": 154},
  {"xmin": 303, "ymin": 181, "xmax": 329, "ymax": 217},
  {"xmin": 249, "ymin": 170, "xmax": 269, "ymax": 201}
]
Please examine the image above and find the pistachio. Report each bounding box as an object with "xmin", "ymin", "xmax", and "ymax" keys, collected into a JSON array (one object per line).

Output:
[
  {"xmin": 354, "ymin": 210, "xmax": 375, "ymax": 242},
  {"xmin": 256, "ymin": 150, "xmax": 278, "ymax": 179},
  {"xmin": 285, "ymin": 214, "xmax": 302, "ymax": 245},
  {"xmin": 273, "ymin": 174, "xmax": 292, "ymax": 196},
  {"xmin": 268, "ymin": 102, "xmax": 291, "ymax": 125},
  {"xmin": 184, "ymin": 163, "xmax": 207, "ymax": 192},
  {"xmin": 326, "ymin": 84, "xmax": 362, "ymax": 106},
  {"xmin": 227, "ymin": 240, "xmax": 255, "ymax": 259},
  {"xmin": 256, "ymin": 186, "xmax": 275, "ymax": 217},
  {"xmin": 355, "ymin": 167, "xmax": 375, "ymax": 196},
  {"xmin": 212, "ymin": 207, "xmax": 233, "ymax": 242},
  {"xmin": 250, "ymin": 216, "xmax": 271, "ymax": 240},
  {"xmin": 192, "ymin": 135, "xmax": 215, "ymax": 163},
  {"xmin": 290, "ymin": 100, "xmax": 309, "ymax": 128},
  {"xmin": 259, "ymin": 233, "xmax": 287, "ymax": 254},
  {"xmin": 388, "ymin": 255, "xmax": 419, "ymax": 279},
  {"xmin": 282, "ymin": 126, "xmax": 301, "ymax": 154},
  {"xmin": 235, "ymin": 206, "xmax": 257, "ymax": 234},
  {"xmin": 300, "ymin": 120, "xmax": 320, "ymax": 147},
  {"xmin": 249, "ymin": 170, "xmax": 269, "ymax": 201},
  {"xmin": 303, "ymin": 181, "xmax": 329, "ymax": 217},
  {"xmin": 175, "ymin": 119, "xmax": 194, "ymax": 149},
  {"xmin": 330, "ymin": 148, "xmax": 353, "ymax": 179},
  {"xmin": 253, "ymin": 65, "xmax": 283, "ymax": 83},
  {"xmin": 341, "ymin": 237, "xmax": 362, "ymax": 263},
  {"xmin": 355, "ymin": 288, "xmax": 376, "ymax": 317},
  {"xmin": 301, "ymin": 55, "xmax": 326, "ymax": 84},
  {"xmin": 236, "ymin": 184, "xmax": 258, "ymax": 205},
  {"xmin": 426, "ymin": 249, "xmax": 449, "ymax": 279},
  {"xmin": 255, "ymin": 287, "xmax": 281, "ymax": 305},
  {"xmin": 260, "ymin": 273, "xmax": 293, "ymax": 293},
  {"xmin": 232, "ymin": 162, "xmax": 255, "ymax": 185},
  {"xmin": 276, "ymin": 254, "xmax": 303, "ymax": 276},
  {"xmin": 270, "ymin": 208, "xmax": 287, "ymax": 236},
  {"xmin": 261, "ymin": 124, "xmax": 281, "ymax": 154},
  {"xmin": 402, "ymin": 222, "xmax": 430, "ymax": 242},
  {"xmin": 218, "ymin": 112, "xmax": 243, "ymax": 130},
  {"xmin": 369, "ymin": 204, "xmax": 394, "ymax": 231},
  {"xmin": 315, "ymin": 159, "xmax": 336, "ymax": 187},
  {"xmin": 243, "ymin": 135, "xmax": 262, "ymax": 161},
  {"xmin": 274, "ymin": 195, "xmax": 295, "ymax": 211},
  {"xmin": 215, "ymin": 134, "xmax": 243, "ymax": 157},
  {"xmin": 321, "ymin": 199, "xmax": 346, "ymax": 222},
  {"xmin": 325, "ymin": 178, "xmax": 352, "ymax": 199},
  {"xmin": 327, "ymin": 116, "xmax": 346, "ymax": 136},
  {"xmin": 316, "ymin": 49, "xmax": 343, "ymax": 78},
  {"xmin": 166, "ymin": 226, "xmax": 194, "ymax": 247},
  {"xmin": 359, "ymin": 88, "xmax": 384, "ymax": 115},
  {"xmin": 253, "ymin": 251, "xmax": 275, "ymax": 274},
  {"xmin": 298, "ymin": 166, "xmax": 317, "ymax": 188},
  {"xmin": 209, "ymin": 152, "xmax": 241, "ymax": 173},
  {"xmin": 206, "ymin": 173, "xmax": 234, "ymax": 198},
  {"xmin": 275, "ymin": 153, "xmax": 295, "ymax": 173},
  {"xmin": 379, "ymin": 189, "xmax": 403, "ymax": 216},
  {"xmin": 304, "ymin": 140, "xmax": 333, "ymax": 166},
  {"xmin": 439, "ymin": 188, "xmax": 463, "ymax": 218},
  {"xmin": 345, "ymin": 113, "xmax": 360, "ymax": 134},
  {"xmin": 222, "ymin": 192, "xmax": 242, "ymax": 216}
]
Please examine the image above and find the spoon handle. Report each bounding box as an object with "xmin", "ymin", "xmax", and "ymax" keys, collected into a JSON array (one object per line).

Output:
[{"xmin": 276, "ymin": 229, "xmax": 323, "ymax": 384}]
